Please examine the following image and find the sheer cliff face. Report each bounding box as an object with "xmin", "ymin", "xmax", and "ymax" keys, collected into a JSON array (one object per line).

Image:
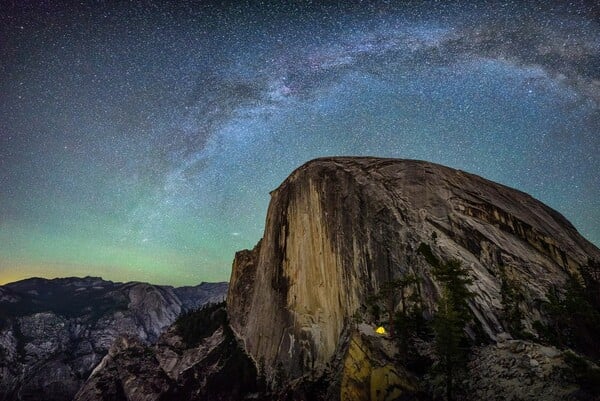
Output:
[{"xmin": 228, "ymin": 157, "xmax": 600, "ymax": 378}]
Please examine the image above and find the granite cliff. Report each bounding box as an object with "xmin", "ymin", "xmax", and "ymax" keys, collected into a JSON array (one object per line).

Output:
[
  {"xmin": 228, "ymin": 157, "xmax": 600, "ymax": 380},
  {"xmin": 76, "ymin": 157, "xmax": 600, "ymax": 400},
  {"xmin": 0, "ymin": 277, "xmax": 227, "ymax": 401}
]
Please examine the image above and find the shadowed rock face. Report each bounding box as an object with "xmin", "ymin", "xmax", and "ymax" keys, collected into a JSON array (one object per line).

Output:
[
  {"xmin": 74, "ymin": 307, "xmax": 260, "ymax": 401},
  {"xmin": 227, "ymin": 157, "xmax": 600, "ymax": 380}
]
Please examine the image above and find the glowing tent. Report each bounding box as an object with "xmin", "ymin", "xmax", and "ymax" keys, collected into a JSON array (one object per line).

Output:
[{"xmin": 375, "ymin": 326, "xmax": 386, "ymax": 335}]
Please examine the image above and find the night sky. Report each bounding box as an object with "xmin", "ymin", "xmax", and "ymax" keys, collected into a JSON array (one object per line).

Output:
[{"xmin": 1, "ymin": 1, "xmax": 598, "ymax": 286}]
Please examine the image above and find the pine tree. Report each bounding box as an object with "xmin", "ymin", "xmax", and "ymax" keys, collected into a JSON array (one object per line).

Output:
[
  {"xmin": 433, "ymin": 260, "xmax": 472, "ymax": 321},
  {"xmin": 500, "ymin": 270, "xmax": 524, "ymax": 336},
  {"xmin": 433, "ymin": 288, "xmax": 462, "ymax": 401},
  {"xmin": 379, "ymin": 280, "xmax": 401, "ymax": 337},
  {"xmin": 372, "ymin": 274, "xmax": 423, "ymax": 346},
  {"xmin": 432, "ymin": 259, "xmax": 473, "ymax": 401},
  {"xmin": 393, "ymin": 274, "xmax": 423, "ymax": 356}
]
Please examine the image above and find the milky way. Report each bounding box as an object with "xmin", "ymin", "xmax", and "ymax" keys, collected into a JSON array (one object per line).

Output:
[{"xmin": 0, "ymin": 1, "xmax": 598, "ymax": 285}]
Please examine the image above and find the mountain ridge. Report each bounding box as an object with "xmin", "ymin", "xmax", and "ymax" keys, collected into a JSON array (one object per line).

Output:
[{"xmin": 0, "ymin": 276, "xmax": 228, "ymax": 401}]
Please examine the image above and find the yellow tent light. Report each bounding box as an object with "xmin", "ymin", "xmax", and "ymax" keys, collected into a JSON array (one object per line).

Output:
[{"xmin": 375, "ymin": 326, "xmax": 386, "ymax": 335}]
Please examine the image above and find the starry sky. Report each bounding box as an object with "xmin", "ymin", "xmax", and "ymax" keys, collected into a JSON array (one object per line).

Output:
[{"xmin": 0, "ymin": 0, "xmax": 598, "ymax": 286}]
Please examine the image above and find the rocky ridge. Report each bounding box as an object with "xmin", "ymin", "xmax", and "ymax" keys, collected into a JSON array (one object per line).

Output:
[
  {"xmin": 75, "ymin": 304, "xmax": 258, "ymax": 401},
  {"xmin": 0, "ymin": 276, "xmax": 227, "ymax": 401}
]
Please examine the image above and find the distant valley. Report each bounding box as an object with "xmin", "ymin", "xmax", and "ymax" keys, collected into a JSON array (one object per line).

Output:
[{"xmin": 0, "ymin": 276, "xmax": 227, "ymax": 400}]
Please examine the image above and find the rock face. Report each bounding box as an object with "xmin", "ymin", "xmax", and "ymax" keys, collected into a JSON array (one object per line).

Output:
[
  {"xmin": 0, "ymin": 277, "xmax": 227, "ymax": 401},
  {"xmin": 464, "ymin": 339, "xmax": 576, "ymax": 401},
  {"xmin": 67, "ymin": 157, "xmax": 600, "ymax": 401},
  {"xmin": 340, "ymin": 324, "xmax": 422, "ymax": 401},
  {"xmin": 74, "ymin": 306, "xmax": 259, "ymax": 401},
  {"xmin": 227, "ymin": 157, "xmax": 600, "ymax": 381}
]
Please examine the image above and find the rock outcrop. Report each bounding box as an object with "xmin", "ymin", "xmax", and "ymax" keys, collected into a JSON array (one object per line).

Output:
[
  {"xmin": 0, "ymin": 277, "xmax": 227, "ymax": 401},
  {"xmin": 464, "ymin": 338, "xmax": 579, "ymax": 401},
  {"xmin": 227, "ymin": 157, "xmax": 600, "ymax": 382},
  {"xmin": 72, "ymin": 157, "xmax": 600, "ymax": 401},
  {"xmin": 74, "ymin": 306, "xmax": 259, "ymax": 401},
  {"xmin": 340, "ymin": 324, "xmax": 423, "ymax": 401}
]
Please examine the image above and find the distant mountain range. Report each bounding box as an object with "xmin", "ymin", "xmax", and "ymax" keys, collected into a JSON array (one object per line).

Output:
[{"xmin": 0, "ymin": 276, "xmax": 227, "ymax": 401}]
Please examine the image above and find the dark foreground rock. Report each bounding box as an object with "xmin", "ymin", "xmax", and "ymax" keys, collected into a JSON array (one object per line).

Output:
[{"xmin": 75, "ymin": 304, "xmax": 259, "ymax": 401}]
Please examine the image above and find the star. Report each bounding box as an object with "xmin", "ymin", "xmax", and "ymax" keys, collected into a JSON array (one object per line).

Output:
[{"xmin": 0, "ymin": 0, "xmax": 597, "ymax": 285}]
